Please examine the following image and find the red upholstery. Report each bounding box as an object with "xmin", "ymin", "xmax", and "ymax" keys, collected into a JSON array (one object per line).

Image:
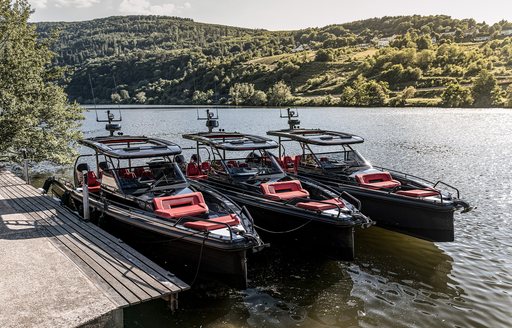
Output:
[
  {"xmin": 119, "ymin": 168, "xmax": 136, "ymax": 179},
  {"xmin": 86, "ymin": 171, "xmax": 101, "ymax": 193},
  {"xmin": 186, "ymin": 163, "xmax": 208, "ymax": 180},
  {"xmin": 227, "ymin": 160, "xmax": 239, "ymax": 167},
  {"xmin": 355, "ymin": 172, "xmax": 401, "ymax": 190},
  {"xmin": 260, "ymin": 180, "xmax": 310, "ymax": 201},
  {"xmin": 293, "ymin": 155, "xmax": 301, "ymax": 173},
  {"xmin": 201, "ymin": 162, "xmax": 211, "ymax": 172},
  {"xmin": 296, "ymin": 198, "xmax": 344, "ymax": 211},
  {"xmin": 396, "ymin": 189, "xmax": 439, "ymax": 198},
  {"xmin": 281, "ymin": 156, "xmax": 296, "ymax": 173},
  {"xmin": 153, "ymin": 192, "xmax": 209, "ymax": 219},
  {"xmin": 183, "ymin": 214, "xmax": 239, "ymax": 231},
  {"xmin": 134, "ymin": 167, "xmax": 154, "ymax": 179}
]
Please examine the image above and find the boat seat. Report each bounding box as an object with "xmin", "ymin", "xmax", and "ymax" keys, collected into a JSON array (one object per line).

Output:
[
  {"xmin": 355, "ymin": 172, "xmax": 401, "ymax": 190},
  {"xmin": 183, "ymin": 214, "xmax": 239, "ymax": 231},
  {"xmin": 260, "ymin": 180, "xmax": 310, "ymax": 201},
  {"xmin": 153, "ymin": 192, "xmax": 209, "ymax": 219},
  {"xmin": 186, "ymin": 163, "xmax": 208, "ymax": 180},
  {"xmin": 396, "ymin": 189, "xmax": 439, "ymax": 198},
  {"xmin": 134, "ymin": 167, "xmax": 154, "ymax": 178},
  {"xmin": 119, "ymin": 168, "xmax": 137, "ymax": 179},
  {"xmin": 201, "ymin": 162, "xmax": 211, "ymax": 172},
  {"xmin": 227, "ymin": 160, "xmax": 239, "ymax": 168},
  {"xmin": 296, "ymin": 198, "xmax": 344, "ymax": 211},
  {"xmin": 86, "ymin": 171, "xmax": 101, "ymax": 193}
]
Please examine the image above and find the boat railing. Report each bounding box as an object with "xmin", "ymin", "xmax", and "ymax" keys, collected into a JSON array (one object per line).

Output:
[
  {"xmin": 433, "ymin": 181, "xmax": 460, "ymax": 199},
  {"xmin": 373, "ymin": 165, "xmax": 436, "ymax": 185},
  {"xmin": 374, "ymin": 165, "xmax": 460, "ymax": 198},
  {"xmin": 340, "ymin": 191, "xmax": 362, "ymax": 211}
]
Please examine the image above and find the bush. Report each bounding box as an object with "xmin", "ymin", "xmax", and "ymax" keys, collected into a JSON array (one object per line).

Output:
[{"xmin": 441, "ymin": 83, "xmax": 473, "ymax": 107}]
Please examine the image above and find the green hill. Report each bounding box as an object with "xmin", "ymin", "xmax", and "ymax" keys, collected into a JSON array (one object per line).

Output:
[{"xmin": 35, "ymin": 15, "xmax": 512, "ymax": 107}]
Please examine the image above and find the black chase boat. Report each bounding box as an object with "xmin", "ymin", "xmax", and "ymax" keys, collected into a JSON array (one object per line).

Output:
[
  {"xmin": 267, "ymin": 109, "xmax": 471, "ymax": 242},
  {"xmin": 45, "ymin": 112, "xmax": 265, "ymax": 288},
  {"xmin": 181, "ymin": 111, "xmax": 372, "ymax": 260}
]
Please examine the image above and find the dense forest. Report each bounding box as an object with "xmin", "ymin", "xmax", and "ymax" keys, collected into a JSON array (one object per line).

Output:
[{"xmin": 36, "ymin": 15, "xmax": 512, "ymax": 107}]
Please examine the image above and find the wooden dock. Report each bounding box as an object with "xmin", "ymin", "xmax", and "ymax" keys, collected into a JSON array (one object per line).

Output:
[{"xmin": 0, "ymin": 170, "xmax": 189, "ymax": 328}]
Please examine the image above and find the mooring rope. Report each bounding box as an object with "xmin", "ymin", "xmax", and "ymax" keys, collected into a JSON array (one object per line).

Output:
[{"xmin": 253, "ymin": 219, "xmax": 313, "ymax": 234}]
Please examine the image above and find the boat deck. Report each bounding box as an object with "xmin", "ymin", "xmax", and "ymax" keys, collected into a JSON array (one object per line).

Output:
[{"xmin": 0, "ymin": 170, "xmax": 189, "ymax": 327}]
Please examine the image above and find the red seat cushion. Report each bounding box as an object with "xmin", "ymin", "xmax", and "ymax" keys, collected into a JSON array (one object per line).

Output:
[
  {"xmin": 183, "ymin": 214, "xmax": 239, "ymax": 231},
  {"xmin": 260, "ymin": 180, "xmax": 310, "ymax": 201},
  {"xmin": 153, "ymin": 192, "xmax": 209, "ymax": 219},
  {"xmin": 355, "ymin": 172, "xmax": 401, "ymax": 190},
  {"xmin": 187, "ymin": 163, "xmax": 203, "ymax": 177},
  {"xmin": 119, "ymin": 169, "xmax": 137, "ymax": 179},
  {"xmin": 296, "ymin": 198, "xmax": 344, "ymax": 211},
  {"xmin": 396, "ymin": 189, "xmax": 439, "ymax": 198},
  {"xmin": 201, "ymin": 162, "xmax": 211, "ymax": 172},
  {"xmin": 86, "ymin": 171, "xmax": 101, "ymax": 192}
]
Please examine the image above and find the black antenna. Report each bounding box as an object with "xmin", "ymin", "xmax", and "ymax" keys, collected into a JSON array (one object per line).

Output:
[
  {"xmin": 197, "ymin": 109, "xmax": 219, "ymax": 133},
  {"xmin": 88, "ymin": 74, "xmax": 99, "ymax": 121},
  {"xmin": 280, "ymin": 108, "xmax": 300, "ymax": 130},
  {"xmin": 97, "ymin": 110, "xmax": 122, "ymax": 136}
]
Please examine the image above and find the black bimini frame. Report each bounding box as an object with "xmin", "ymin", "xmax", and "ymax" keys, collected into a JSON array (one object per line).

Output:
[
  {"xmin": 80, "ymin": 136, "xmax": 182, "ymax": 159},
  {"xmin": 267, "ymin": 129, "xmax": 364, "ymax": 158},
  {"xmin": 183, "ymin": 132, "xmax": 278, "ymax": 151}
]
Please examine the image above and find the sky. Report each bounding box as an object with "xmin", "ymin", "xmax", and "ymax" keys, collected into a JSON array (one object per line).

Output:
[{"xmin": 28, "ymin": 0, "xmax": 512, "ymax": 30}]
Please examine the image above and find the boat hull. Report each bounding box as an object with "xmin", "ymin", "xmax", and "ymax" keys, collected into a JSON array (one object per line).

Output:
[
  {"xmin": 49, "ymin": 181, "xmax": 251, "ymax": 288},
  {"xmin": 299, "ymin": 173, "xmax": 455, "ymax": 242},
  {"xmin": 198, "ymin": 181, "xmax": 357, "ymax": 260}
]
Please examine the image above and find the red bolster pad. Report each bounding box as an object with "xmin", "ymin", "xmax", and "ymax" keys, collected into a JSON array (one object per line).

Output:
[
  {"xmin": 87, "ymin": 185, "xmax": 101, "ymax": 193},
  {"xmin": 260, "ymin": 180, "xmax": 310, "ymax": 201},
  {"xmin": 355, "ymin": 172, "xmax": 401, "ymax": 190},
  {"xmin": 396, "ymin": 189, "xmax": 439, "ymax": 198},
  {"xmin": 187, "ymin": 175, "xmax": 208, "ymax": 180},
  {"xmin": 153, "ymin": 192, "xmax": 209, "ymax": 219},
  {"xmin": 296, "ymin": 198, "xmax": 344, "ymax": 211},
  {"xmin": 183, "ymin": 214, "xmax": 239, "ymax": 231}
]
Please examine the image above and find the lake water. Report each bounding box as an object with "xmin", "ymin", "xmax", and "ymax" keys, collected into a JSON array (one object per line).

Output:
[{"xmin": 37, "ymin": 106, "xmax": 512, "ymax": 327}]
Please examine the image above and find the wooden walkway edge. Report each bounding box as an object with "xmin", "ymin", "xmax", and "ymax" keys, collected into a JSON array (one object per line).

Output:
[{"xmin": 0, "ymin": 170, "xmax": 189, "ymax": 328}]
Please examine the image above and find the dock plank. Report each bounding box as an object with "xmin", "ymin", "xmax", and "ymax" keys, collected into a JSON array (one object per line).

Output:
[
  {"xmin": 8, "ymin": 176, "xmax": 187, "ymax": 292},
  {"xmin": 0, "ymin": 170, "xmax": 189, "ymax": 319},
  {"xmin": 8, "ymin": 185, "xmax": 167, "ymax": 300},
  {"xmin": 12, "ymin": 178, "xmax": 186, "ymax": 291}
]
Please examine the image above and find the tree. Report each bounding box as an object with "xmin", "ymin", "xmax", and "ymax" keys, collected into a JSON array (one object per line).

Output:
[
  {"xmin": 267, "ymin": 81, "xmax": 292, "ymax": 106},
  {"xmin": 390, "ymin": 86, "xmax": 416, "ymax": 106},
  {"xmin": 441, "ymin": 83, "xmax": 473, "ymax": 107},
  {"xmin": 506, "ymin": 84, "xmax": 512, "ymax": 107},
  {"xmin": 249, "ymin": 90, "xmax": 267, "ymax": 106},
  {"xmin": 340, "ymin": 75, "xmax": 389, "ymax": 107},
  {"xmin": 134, "ymin": 91, "xmax": 147, "ymax": 104},
  {"xmin": 228, "ymin": 83, "xmax": 255, "ymax": 105},
  {"xmin": 315, "ymin": 49, "xmax": 334, "ymax": 62},
  {"xmin": 0, "ymin": 0, "xmax": 82, "ymax": 164},
  {"xmin": 111, "ymin": 93, "xmax": 122, "ymax": 103},
  {"xmin": 192, "ymin": 89, "xmax": 213, "ymax": 104},
  {"xmin": 471, "ymin": 70, "xmax": 501, "ymax": 107}
]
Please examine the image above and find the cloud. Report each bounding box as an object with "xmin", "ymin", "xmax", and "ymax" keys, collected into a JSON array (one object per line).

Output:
[
  {"xmin": 54, "ymin": 0, "xmax": 100, "ymax": 8},
  {"xmin": 29, "ymin": 0, "xmax": 99, "ymax": 9},
  {"xmin": 119, "ymin": 0, "xmax": 190, "ymax": 15},
  {"xmin": 29, "ymin": 0, "xmax": 48, "ymax": 8}
]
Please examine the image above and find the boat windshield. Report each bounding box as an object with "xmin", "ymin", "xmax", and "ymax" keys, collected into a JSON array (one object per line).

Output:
[
  {"xmin": 101, "ymin": 158, "xmax": 187, "ymax": 194},
  {"xmin": 301, "ymin": 145, "xmax": 370, "ymax": 170},
  {"xmin": 211, "ymin": 150, "xmax": 284, "ymax": 179}
]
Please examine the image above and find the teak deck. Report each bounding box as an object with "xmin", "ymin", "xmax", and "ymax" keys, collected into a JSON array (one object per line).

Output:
[{"xmin": 0, "ymin": 170, "xmax": 189, "ymax": 327}]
